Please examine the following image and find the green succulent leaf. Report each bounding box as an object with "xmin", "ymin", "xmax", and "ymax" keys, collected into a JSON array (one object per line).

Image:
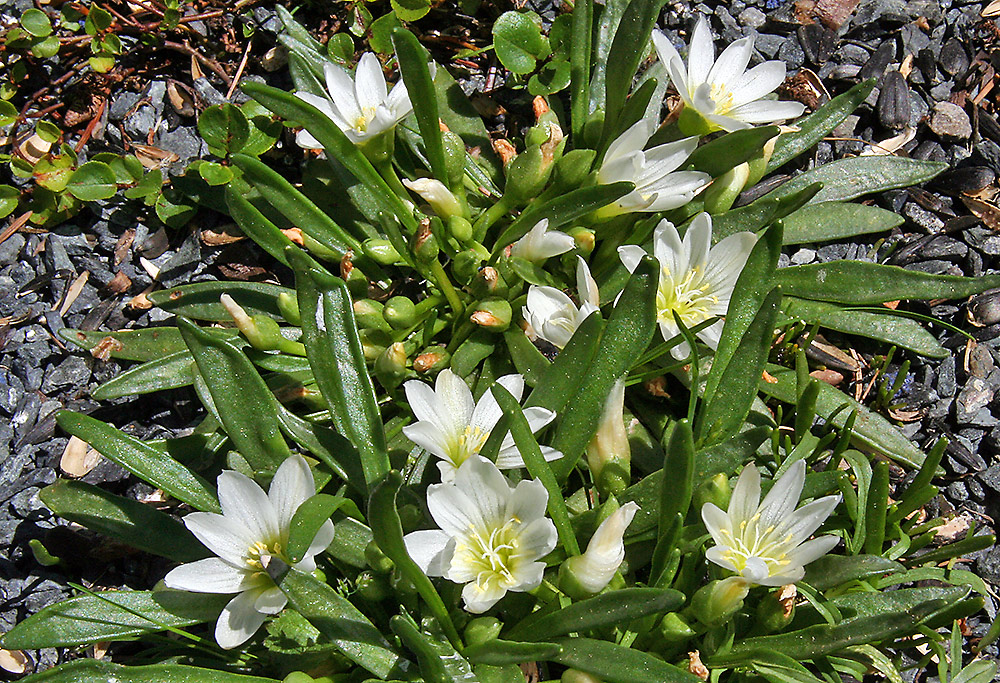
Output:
[
  {"xmin": 493, "ymin": 12, "xmax": 550, "ymax": 74},
  {"xmin": 198, "ymin": 104, "xmax": 250, "ymax": 157},
  {"xmin": 66, "ymin": 161, "xmax": 117, "ymax": 201}
]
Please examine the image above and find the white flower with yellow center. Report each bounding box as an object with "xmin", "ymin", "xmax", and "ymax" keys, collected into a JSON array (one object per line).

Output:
[
  {"xmin": 402, "ymin": 369, "xmax": 561, "ymax": 482},
  {"xmin": 597, "ymin": 117, "xmax": 711, "ymax": 217},
  {"xmin": 294, "ymin": 53, "xmax": 428, "ymax": 147},
  {"xmin": 509, "ymin": 219, "xmax": 575, "ymax": 264},
  {"xmin": 652, "ymin": 17, "xmax": 805, "ymax": 133},
  {"xmin": 163, "ymin": 455, "xmax": 334, "ymax": 649},
  {"xmin": 522, "ymin": 256, "xmax": 601, "ymax": 349},
  {"xmin": 618, "ymin": 212, "xmax": 756, "ymax": 358},
  {"xmin": 702, "ymin": 460, "xmax": 840, "ymax": 586},
  {"xmin": 404, "ymin": 455, "xmax": 558, "ymax": 613}
]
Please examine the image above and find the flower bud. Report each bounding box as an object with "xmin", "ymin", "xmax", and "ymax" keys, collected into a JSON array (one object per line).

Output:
[
  {"xmin": 375, "ymin": 341, "xmax": 410, "ymax": 388},
  {"xmin": 448, "ymin": 215, "xmax": 473, "ymax": 243},
  {"xmin": 568, "ymin": 226, "xmax": 596, "ymax": 256},
  {"xmin": 354, "ymin": 299, "xmax": 391, "ymax": 331},
  {"xmin": 221, "ymin": 294, "xmax": 285, "ymax": 352},
  {"xmin": 587, "ymin": 380, "xmax": 631, "ymax": 496},
  {"xmin": 559, "ymin": 501, "xmax": 639, "ymax": 598},
  {"xmin": 471, "ymin": 266, "xmax": 508, "ymax": 299},
  {"xmin": 363, "ymin": 238, "xmax": 403, "ymax": 266},
  {"xmin": 364, "ymin": 540, "xmax": 394, "ymax": 574},
  {"xmin": 442, "ymin": 130, "xmax": 467, "ymax": 186},
  {"xmin": 412, "ymin": 220, "xmax": 440, "ymax": 262},
  {"xmin": 744, "ymin": 133, "xmax": 780, "ymax": 188},
  {"xmin": 702, "ymin": 162, "xmax": 750, "ymax": 215},
  {"xmin": 344, "ymin": 264, "xmax": 369, "ymax": 299},
  {"xmin": 453, "ymin": 248, "xmax": 486, "ymax": 285},
  {"xmin": 464, "ymin": 617, "xmax": 503, "ymax": 646},
  {"xmin": 413, "ymin": 345, "xmax": 451, "ymax": 374},
  {"xmin": 470, "ymin": 298, "xmax": 512, "ymax": 332},
  {"xmin": 690, "ymin": 577, "xmax": 750, "ymax": 627},
  {"xmin": 554, "ymin": 149, "xmax": 597, "ymax": 191},
  {"xmin": 403, "ymin": 177, "xmax": 463, "ymax": 219},
  {"xmin": 383, "ymin": 296, "xmax": 418, "ymax": 330},
  {"xmin": 658, "ymin": 612, "xmax": 697, "ymax": 643},
  {"xmin": 360, "ymin": 328, "xmax": 391, "ymax": 362},
  {"xmin": 277, "ymin": 292, "xmax": 301, "ymax": 326},
  {"xmin": 693, "ymin": 473, "xmax": 731, "ymax": 512},
  {"xmin": 504, "ymin": 145, "xmax": 552, "ymax": 205},
  {"xmin": 562, "ymin": 671, "xmax": 603, "ymax": 683},
  {"xmin": 755, "ymin": 584, "xmax": 797, "ymax": 633}
]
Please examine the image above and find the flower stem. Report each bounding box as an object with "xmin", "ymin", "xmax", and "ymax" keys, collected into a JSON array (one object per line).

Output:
[
  {"xmin": 429, "ymin": 258, "xmax": 463, "ymax": 315},
  {"xmin": 472, "ymin": 197, "xmax": 511, "ymax": 241},
  {"xmin": 375, "ymin": 158, "xmax": 410, "ymax": 198}
]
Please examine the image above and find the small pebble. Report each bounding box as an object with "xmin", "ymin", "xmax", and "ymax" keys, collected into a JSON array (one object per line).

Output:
[{"xmin": 929, "ymin": 101, "xmax": 972, "ymax": 140}]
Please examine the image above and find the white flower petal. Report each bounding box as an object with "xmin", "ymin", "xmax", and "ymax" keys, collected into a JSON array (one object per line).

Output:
[
  {"xmin": 183, "ymin": 512, "xmax": 255, "ymax": 565},
  {"xmin": 322, "ymin": 62, "xmax": 363, "ymax": 125},
  {"xmin": 783, "ymin": 534, "xmax": 840, "ymax": 568},
  {"xmin": 462, "ymin": 579, "xmax": 507, "ymax": 614},
  {"xmin": 163, "ymin": 557, "xmax": 255, "ymax": 594},
  {"xmin": 757, "ymin": 460, "xmax": 806, "ymax": 530},
  {"xmin": 727, "ymin": 99, "xmax": 806, "ymax": 125},
  {"xmin": 728, "ymin": 61, "xmax": 787, "ymax": 107},
  {"xmin": 402, "ymin": 421, "xmax": 452, "ymax": 463},
  {"xmin": 217, "ymin": 471, "xmax": 280, "ymax": 545},
  {"xmin": 404, "ymin": 529, "xmax": 455, "ymax": 576},
  {"xmin": 268, "ymin": 455, "xmax": 315, "ymax": 531},
  {"xmin": 254, "ymin": 586, "xmax": 288, "ymax": 615},
  {"xmin": 354, "ymin": 53, "xmax": 388, "ymax": 113},
  {"xmin": 707, "ymin": 37, "xmax": 753, "ymax": 90},
  {"xmin": 687, "ymin": 17, "xmax": 715, "ymax": 86},
  {"xmin": 215, "ymin": 589, "xmax": 268, "ymax": 649},
  {"xmin": 605, "ymin": 117, "xmax": 655, "ymax": 163},
  {"xmin": 618, "ymin": 245, "xmax": 648, "ymax": 274},
  {"xmin": 728, "ymin": 463, "xmax": 762, "ymax": 529}
]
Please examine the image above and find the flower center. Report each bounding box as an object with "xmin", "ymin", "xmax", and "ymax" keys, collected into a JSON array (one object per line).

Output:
[
  {"xmin": 459, "ymin": 518, "xmax": 523, "ymax": 588},
  {"xmin": 708, "ymin": 83, "xmax": 736, "ymax": 115},
  {"xmin": 353, "ymin": 106, "xmax": 378, "ymax": 133},
  {"xmin": 656, "ymin": 266, "xmax": 720, "ymax": 327},
  {"xmin": 451, "ymin": 425, "xmax": 491, "ymax": 465},
  {"xmin": 246, "ymin": 540, "xmax": 283, "ymax": 570},
  {"xmin": 717, "ymin": 514, "xmax": 794, "ymax": 576}
]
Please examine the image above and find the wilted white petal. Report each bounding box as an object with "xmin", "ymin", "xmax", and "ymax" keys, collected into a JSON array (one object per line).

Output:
[
  {"xmin": 404, "ymin": 529, "xmax": 455, "ymax": 576},
  {"xmin": 510, "ymin": 219, "xmax": 575, "ymax": 262},
  {"xmin": 402, "ymin": 178, "xmax": 463, "ymax": 218}
]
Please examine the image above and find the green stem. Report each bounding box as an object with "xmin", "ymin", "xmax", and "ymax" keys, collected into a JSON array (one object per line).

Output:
[
  {"xmin": 472, "ymin": 198, "xmax": 511, "ymax": 242},
  {"xmin": 375, "ymin": 158, "xmax": 410, "ymax": 199},
  {"xmin": 429, "ymin": 258, "xmax": 463, "ymax": 315}
]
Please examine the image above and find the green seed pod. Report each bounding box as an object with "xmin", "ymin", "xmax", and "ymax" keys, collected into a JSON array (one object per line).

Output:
[
  {"xmin": 453, "ymin": 248, "xmax": 486, "ymax": 285},
  {"xmin": 412, "ymin": 223, "xmax": 440, "ymax": 263},
  {"xmin": 383, "ymin": 296, "xmax": 418, "ymax": 330},
  {"xmin": 442, "ymin": 130, "xmax": 467, "ymax": 186},
  {"xmin": 448, "ymin": 215, "xmax": 473, "ymax": 244},
  {"xmin": 470, "ymin": 298, "xmax": 512, "ymax": 332},
  {"xmin": 374, "ymin": 341, "xmax": 410, "ymax": 388},
  {"xmin": 363, "ymin": 238, "xmax": 403, "ymax": 266},
  {"xmin": 464, "ymin": 617, "xmax": 503, "ymax": 647},
  {"xmin": 345, "ymin": 265, "xmax": 368, "ymax": 299},
  {"xmin": 359, "ymin": 328, "xmax": 391, "ymax": 362},
  {"xmin": 353, "ymin": 299, "xmax": 390, "ymax": 331},
  {"xmin": 282, "ymin": 673, "xmax": 315, "ymax": 683},
  {"xmin": 471, "ymin": 266, "xmax": 508, "ymax": 299},
  {"xmin": 657, "ymin": 612, "xmax": 697, "ymax": 644},
  {"xmin": 277, "ymin": 292, "xmax": 301, "ymax": 326},
  {"xmin": 755, "ymin": 585, "xmax": 797, "ymax": 633},
  {"xmin": 413, "ymin": 345, "xmax": 451, "ymax": 374},
  {"xmin": 504, "ymin": 145, "xmax": 551, "ymax": 205},
  {"xmin": 364, "ymin": 541, "xmax": 394, "ymax": 574}
]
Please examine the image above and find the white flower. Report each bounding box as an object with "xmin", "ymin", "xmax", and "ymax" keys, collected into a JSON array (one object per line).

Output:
[
  {"xmin": 702, "ymin": 460, "xmax": 841, "ymax": 586},
  {"xmin": 294, "ymin": 53, "xmax": 428, "ymax": 147},
  {"xmin": 618, "ymin": 212, "xmax": 756, "ymax": 358},
  {"xmin": 597, "ymin": 117, "xmax": 711, "ymax": 217},
  {"xmin": 402, "ymin": 369, "xmax": 561, "ymax": 482},
  {"xmin": 563, "ymin": 502, "xmax": 639, "ymax": 594},
  {"xmin": 652, "ymin": 17, "xmax": 805, "ymax": 132},
  {"xmin": 509, "ymin": 219, "xmax": 575, "ymax": 263},
  {"xmin": 163, "ymin": 456, "xmax": 334, "ymax": 649},
  {"xmin": 402, "ymin": 177, "xmax": 463, "ymax": 218},
  {"xmin": 522, "ymin": 256, "xmax": 601, "ymax": 349},
  {"xmin": 404, "ymin": 455, "xmax": 558, "ymax": 613},
  {"xmin": 586, "ymin": 379, "xmax": 630, "ymax": 484}
]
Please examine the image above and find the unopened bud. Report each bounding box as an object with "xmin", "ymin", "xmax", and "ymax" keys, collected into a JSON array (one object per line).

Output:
[
  {"xmin": 383, "ymin": 296, "xmax": 417, "ymax": 330},
  {"xmin": 354, "ymin": 299, "xmax": 391, "ymax": 331},
  {"xmin": 221, "ymin": 294, "xmax": 284, "ymax": 351},
  {"xmin": 363, "ymin": 238, "xmax": 403, "ymax": 265},
  {"xmin": 471, "ymin": 266, "xmax": 507, "ymax": 298},
  {"xmin": 283, "ymin": 673, "xmax": 316, "ymax": 683},
  {"xmin": 403, "ymin": 178, "xmax": 463, "ymax": 219},
  {"xmin": 755, "ymin": 584, "xmax": 797, "ymax": 633},
  {"xmin": 690, "ymin": 577, "xmax": 750, "ymax": 627},
  {"xmin": 553, "ymin": 149, "xmax": 596, "ymax": 192},
  {"xmin": 744, "ymin": 133, "xmax": 780, "ymax": 188},
  {"xmin": 374, "ymin": 341, "xmax": 410, "ymax": 388},
  {"xmin": 504, "ymin": 145, "xmax": 553, "ymax": 204},
  {"xmin": 345, "ymin": 265, "xmax": 368, "ymax": 299},
  {"xmin": 448, "ymin": 215, "xmax": 473, "ymax": 243},
  {"xmin": 470, "ymin": 298, "xmax": 512, "ymax": 332},
  {"xmin": 702, "ymin": 162, "xmax": 750, "ymax": 215},
  {"xmin": 694, "ymin": 473, "xmax": 731, "ymax": 512},
  {"xmin": 587, "ymin": 380, "xmax": 630, "ymax": 496},
  {"xmin": 412, "ymin": 220, "xmax": 440, "ymax": 262},
  {"xmin": 559, "ymin": 501, "xmax": 639, "ymax": 598},
  {"xmin": 568, "ymin": 227, "xmax": 596, "ymax": 256},
  {"xmin": 277, "ymin": 292, "xmax": 301, "ymax": 326},
  {"xmin": 658, "ymin": 612, "xmax": 697, "ymax": 643},
  {"xmin": 464, "ymin": 617, "xmax": 503, "ymax": 647},
  {"xmin": 413, "ymin": 345, "xmax": 451, "ymax": 374},
  {"xmin": 360, "ymin": 328, "xmax": 391, "ymax": 362},
  {"xmin": 442, "ymin": 130, "xmax": 467, "ymax": 186}
]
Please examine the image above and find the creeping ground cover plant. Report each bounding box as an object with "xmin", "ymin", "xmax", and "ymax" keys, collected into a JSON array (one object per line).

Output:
[{"xmin": 7, "ymin": 2, "xmax": 1000, "ymax": 683}]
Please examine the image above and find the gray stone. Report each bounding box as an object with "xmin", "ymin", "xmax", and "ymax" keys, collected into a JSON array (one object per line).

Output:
[
  {"xmin": 937, "ymin": 355, "xmax": 957, "ymax": 397},
  {"xmin": 790, "ymin": 248, "xmax": 816, "ymax": 265},
  {"xmin": 737, "ymin": 7, "xmax": 766, "ymax": 28},
  {"xmin": 40, "ymin": 355, "xmax": 91, "ymax": 393},
  {"xmin": 929, "ymin": 101, "xmax": 972, "ymax": 140},
  {"xmin": 957, "ymin": 377, "xmax": 994, "ymax": 420},
  {"xmin": 0, "ymin": 233, "xmax": 25, "ymax": 265}
]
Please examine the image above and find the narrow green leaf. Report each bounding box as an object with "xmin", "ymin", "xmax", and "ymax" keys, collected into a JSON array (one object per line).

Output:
[
  {"xmin": 178, "ymin": 318, "xmax": 290, "ymax": 473},
  {"xmin": 465, "ymin": 639, "xmax": 563, "ymax": 666},
  {"xmin": 274, "ymin": 405, "xmax": 365, "ymax": 491},
  {"xmin": 764, "ymin": 157, "xmax": 947, "ymax": 205},
  {"xmin": 686, "ymin": 126, "xmax": 779, "ymax": 177},
  {"xmin": 699, "ymin": 288, "xmax": 782, "ymax": 445},
  {"xmin": 550, "ymin": 257, "xmax": 658, "ymax": 479},
  {"xmin": 768, "ymin": 80, "xmax": 875, "ymax": 172},
  {"xmin": 223, "ymin": 185, "xmax": 295, "ymax": 266},
  {"xmin": 494, "ymin": 182, "xmax": 634, "ymax": 253},
  {"xmin": 39, "ymin": 481, "xmax": 206, "ymax": 563},
  {"xmin": 390, "ymin": 613, "xmax": 479, "ymax": 683},
  {"xmin": 433, "ymin": 66, "xmax": 501, "ymax": 182},
  {"xmin": 781, "ymin": 202, "xmax": 903, "ymax": 245},
  {"xmin": 287, "ymin": 494, "xmax": 346, "ymax": 563},
  {"xmin": 777, "ymin": 261, "xmax": 1000, "ymax": 306},
  {"xmin": 781, "ymin": 297, "xmax": 947, "ymax": 359},
  {"xmin": 147, "ymin": 281, "xmax": 294, "ymax": 321},
  {"xmin": 569, "ymin": 0, "xmax": 593, "ymax": 140},
  {"xmin": 91, "ymin": 351, "xmax": 196, "ymax": 399},
  {"xmin": 507, "ymin": 588, "xmax": 684, "ymax": 641},
  {"xmin": 392, "ymin": 29, "xmax": 449, "ymax": 186},
  {"xmin": 368, "ymin": 471, "xmax": 461, "ymax": 648},
  {"xmin": 243, "ymin": 82, "xmax": 417, "ymax": 231},
  {"xmin": 18, "ymin": 661, "xmax": 279, "ymax": 683},
  {"xmin": 288, "ymin": 248, "xmax": 389, "ymax": 489},
  {"xmin": 55, "ymin": 411, "xmax": 219, "ymax": 512},
  {"xmin": 491, "ymin": 383, "xmax": 579, "ymax": 555},
  {"xmin": 829, "ymin": 586, "xmax": 970, "ymax": 622},
  {"xmin": 712, "ymin": 183, "xmax": 821, "ymax": 242},
  {"xmin": 0, "ymin": 590, "xmax": 228, "ymax": 649},
  {"xmin": 659, "ymin": 419, "xmax": 694, "ymax": 531},
  {"xmin": 503, "ymin": 328, "xmax": 549, "ymax": 386},
  {"xmin": 760, "ymin": 365, "xmax": 925, "ymax": 469},
  {"xmin": 269, "ymin": 567, "xmax": 403, "ymax": 679},
  {"xmin": 864, "ymin": 460, "xmax": 889, "ymax": 555},
  {"xmin": 59, "ymin": 327, "xmax": 238, "ymax": 362},
  {"xmin": 553, "ymin": 637, "xmax": 701, "ymax": 683},
  {"xmin": 525, "ymin": 312, "xmax": 603, "ymax": 413}
]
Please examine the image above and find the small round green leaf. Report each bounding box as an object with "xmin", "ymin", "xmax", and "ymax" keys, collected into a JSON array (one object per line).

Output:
[
  {"xmin": 84, "ymin": 6, "xmax": 113, "ymax": 34},
  {"xmin": 30, "ymin": 34, "xmax": 60, "ymax": 58},
  {"xmin": 493, "ymin": 11, "xmax": 550, "ymax": 75},
  {"xmin": 390, "ymin": 0, "xmax": 430, "ymax": 22},
  {"xmin": 528, "ymin": 59, "xmax": 571, "ymax": 96},
  {"xmin": 35, "ymin": 120, "xmax": 62, "ymax": 144},
  {"xmin": 326, "ymin": 32, "xmax": 355, "ymax": 65},
  {"xmin": 369, "ymin": 12, "xmax": 402, "ymax": 55},
  {"xmin": 0, "ymin": 185, "xmax": 19, "ymax": 219},
  {"xmin": 66, "ymin": 161, "xmax": 118, "ymax": 201},
  {"xmin": 0, "ymin": 100, "xmax": 17, "ymax": 127},
  {"xmin": 198, "ymin": 104, "xmax": 250, "ymax": 157},
  {"xmin": 198, "ymin": 161, "xmax": 234, "ymax": 186},
  {"xmin": 88, "ymin": 55, "xmax": 116, "ymax": 73},
  {"xmin": 21, "ymin": 9, "xmax": 52, "ymax": 37}
]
